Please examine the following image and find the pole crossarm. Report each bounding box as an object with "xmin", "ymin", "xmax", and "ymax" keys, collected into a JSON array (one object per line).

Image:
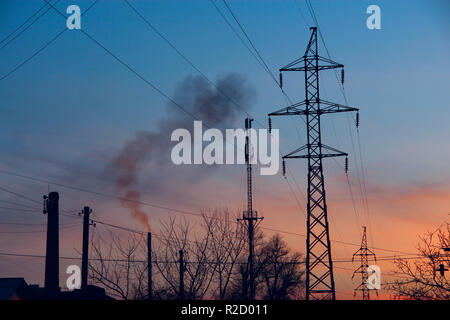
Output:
[
  {"xmin": 269, "ymin": 99, "xmax": 358, "ymax": 117},
  {"xmin": 352, "ymin": 248, "xmax": 377, "ymax": 259},
  {"xmin": 280, "ymin": 55, "xmax": 343, "ymax": 72},
  {"xmin": 283, "ymin": 144, "xmax": 347, "ymax": 159}
]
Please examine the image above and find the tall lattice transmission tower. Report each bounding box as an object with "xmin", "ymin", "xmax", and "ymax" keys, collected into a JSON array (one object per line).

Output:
[
  {"xmin": 238, "ymin": 118, "xmax": 263, "ymax": 300},
  {"xmin": 352, "ymin": 226, "xmax": 377, "ymax": 300},
  {"xmin": 268, "ymin": 27, "xmax": 359, "ymax": 300}
]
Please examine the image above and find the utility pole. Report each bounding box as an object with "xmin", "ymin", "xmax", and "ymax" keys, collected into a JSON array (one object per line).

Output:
[
  {"xmin": 179, "ymin": 249, "xmax": 184, "ymax": 300},
  {"xmin": 80, "ymin": 206, "xmax": 94, "ymax": 291},
  {"xmin": 238, "ymin": 118, "xmax": 263, "ymax": 300},
  {"xmin": 352, "ymin": 226, "xmax": 377, "ymax": 300},
  {"xmin": 147, "ymin": 232, "xmax": 152, "ymax": 300},
  {"xmin": 268, "ymin": 27, "xmax": 358, "ymax": 300},
  {"xmin": 43, "ymin": 192, "xmax": 60, "ymax": 296}
]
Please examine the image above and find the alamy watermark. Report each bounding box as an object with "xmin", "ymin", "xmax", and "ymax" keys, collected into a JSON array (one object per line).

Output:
[
  {"xmin": 366, "ymin": 5, "xmax": 381, "ymax": 30},
  {"xmin": 367, "ymin": 265, "xmax": 381, "ymax": 290},
  {"xmin": 170, "ymin": 121, "xmax": 280, "ymax": 175},
  {"xmin": 66, "ymin": 265, "xmax": 81, "ymax": 290},
  {"xmin": 66, "ymin": 5, "xmax": 81, "ymax": 30}
]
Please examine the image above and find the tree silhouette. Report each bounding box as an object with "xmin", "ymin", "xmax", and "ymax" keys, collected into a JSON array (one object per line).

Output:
[
  {"xmin": 87, "ymin": 209, "xmax": 305, "ymax": 300},
  {"xmin": 228, "ymin": 234, "xmax": 305, "ymax": 299},
  {"xmin": 389, "ymin": 222, "xmax": 449, "ymax": 300}
]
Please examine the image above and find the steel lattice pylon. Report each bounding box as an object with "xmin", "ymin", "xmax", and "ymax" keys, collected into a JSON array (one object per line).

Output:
[
  {"xmin": 352, "ymin": 226, "xmax": 377, "ymax": 300},
  {"xmin": 269, "ymin": 27, "xmax": 358, "ymax": 300},
  {"xmin": 238, "ymin": 118, "xmax": 263, "ymax": 300}
]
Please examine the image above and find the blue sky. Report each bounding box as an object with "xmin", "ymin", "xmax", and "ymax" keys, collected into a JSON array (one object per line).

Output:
[
  {"xmin": 1, "ymin": 0, "xmax": 449, "ymax": 182},
  {"xmin": 0, "ymin": 0, "xmax": 449, "ymax": 297}
]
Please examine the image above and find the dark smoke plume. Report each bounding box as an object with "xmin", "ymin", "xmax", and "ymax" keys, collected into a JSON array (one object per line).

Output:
[{"xmin": 107, "ymin": 73, "xmax": 256, "ymax": 229}]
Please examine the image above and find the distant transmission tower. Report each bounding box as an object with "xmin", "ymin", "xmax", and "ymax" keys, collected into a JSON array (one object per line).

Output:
[
  {"xmin": 268, "ymin": 27, "xmax": 359, "ymax": 300},
  {"xmin": 352, "ymin": 226, "xmax": 377, "ymax": 300},
  {"xmin": 238, "ymin": 118, "xmax": 263, "ymax": 300}
]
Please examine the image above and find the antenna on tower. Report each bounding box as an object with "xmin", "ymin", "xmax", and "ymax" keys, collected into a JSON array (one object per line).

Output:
[
  {"xmin": 238, "ymin": 117, "xmax": 263, "ymax": 300},
  {"xmin": 268, "ymin": 27, "xmax": 359, "ymax": 300}
]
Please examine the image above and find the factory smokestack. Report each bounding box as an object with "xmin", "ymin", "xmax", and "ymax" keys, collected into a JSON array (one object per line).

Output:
[{"xmin": 44, "ymin": 192, "xmax": 59, "ymax": 295}]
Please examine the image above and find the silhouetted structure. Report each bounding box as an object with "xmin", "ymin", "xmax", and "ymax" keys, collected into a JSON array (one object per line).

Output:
[
  {"xmin": 148, "ymin": 232, "xmax": 152, "ymax": 300},
  {"xmin": 436, "ymin": 264, "xmax": 448, "ymax": 277},
  {"xmin": 0, "ymin": 195, "xmax": 112, "ymax": 300},
  {"xmin": 238, "ymin": 118, "xmax": 263, "ymax": 300},
  {"xmin": 0, "ymin": 278, "xmax": 30, "ymax": 300},
  {"xmin": 43, "ymin": 192, "xmax": 60, "ymax": 296},
  {"xmin": 179, "ymin": 250, "xmax": 184, "ymax": 300},
  {"xmin": 352, "ymin": 226, "xmax": 377, "ymax": 300},
  {"xmin": 0, "ymin": 278, "xmax": 113, "ymax": 300},
  {"xmin": 269, "ymin": 27, "xmax": 358, "ymax": 300},
  {"xmin": 80, "ymin": 206, "xmax": 94, "ymax": 291}
]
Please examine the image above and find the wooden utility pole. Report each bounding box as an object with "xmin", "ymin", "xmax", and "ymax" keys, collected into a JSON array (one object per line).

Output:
[
  {"xmin": 179, "ymin": 250, "xmax": 184, "ymax": 300},
  {"xmin": 147, "ymin": 232, "xmax": 152, "ymax": 300},
  {"xmin": 80, "ymin": 206, "xmax": 93, "ymax": 291}
]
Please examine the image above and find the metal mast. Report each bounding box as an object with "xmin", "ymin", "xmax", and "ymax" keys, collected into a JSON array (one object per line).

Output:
[
  {"xmin": 268, "ymin": 27, "xmax": 358, "ymax": 300},
  {"xmin": 352, "ymin": 226, "xmax": 377, "ymax": 300},
  {"xmin": 239, "ymin": 117, "xmax": 263, "ymax": 300}
]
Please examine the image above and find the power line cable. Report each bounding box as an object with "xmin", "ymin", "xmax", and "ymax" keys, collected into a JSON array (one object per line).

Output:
[
  {"xmin": 292, "ymin": 0, "xmax": 311, "ymax": 29},
  {"xmin": 0, "ymin": 199, "xmax": 40, "ymax": 210},
  {"xmin": 0, "ymin": 0, "xmax": 61, "ymax": 52},
  {"xmin": 0, "ymin": 2, "xmax": 50, "ymax": 45},
  {"xmin": 208, "ymin": 0, "xmax": 271, "ymax": 82},
  {"xmin": 1, "ymin": 1, "xmax": 410, "ymax": 258},
  {"xmin": 0, "ymin": 206, "xmax": 38, "ymax": 212},
  {"xmin": 0, "ymin": 0, "xmax": 98, "ymax": 81},
  {"xmin": 0, "ymin": 250, "xmax": 425, "ymax": 264},
  {"xmin": 123, "ymin": 0, "xmax": 253, "ymax": 121},
  {"xmin": 0, "ymin": 223, "xmax": 79, "ymax": 234},
  {"xmin": 208, "ymin": 0, "xmax": 315, "ymax": 229},
  {"xmin": 0, "ymin": 168, "xmax": 418, "ymax": 256},
  {"xmin": 305, "ymin": 0, "xmax": 374, "ymax": 245},
  {"xmin": 221, "ymin": 0, "xmax": 280, "ymax": 86}
]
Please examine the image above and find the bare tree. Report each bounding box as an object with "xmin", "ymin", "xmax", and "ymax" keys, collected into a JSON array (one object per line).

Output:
[
  {"xmin": 201, "ymin": 208, "xmax": 247, "ymax": 299},
  {"xmin": 228, "ymin": 233, "xmax": 305, "ymax": 300},
  {"xmin": 86, "ymin": 210, "xmax": 305, "ymax": 301},
  {"xmin": 389, "ymin": 222, "xmax": 450, "ymax": 300},
  {"xmin": 153, "ymin": 216, "xmax": 215, "ymax": 299},
  {"xmin": 257, "ymin": 234, "xmax": 305, "ymax": 300},
  {"xmin": 88, "ymin": 230, "xmax": 148, "ymax": 300}
]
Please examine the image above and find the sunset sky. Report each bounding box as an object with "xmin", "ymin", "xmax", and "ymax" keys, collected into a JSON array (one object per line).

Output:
[{"xmin": 0, "ymin": 0, "xmax": 449, "ymax": 299}]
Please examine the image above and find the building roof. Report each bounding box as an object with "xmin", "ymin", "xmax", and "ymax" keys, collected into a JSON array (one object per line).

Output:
[
  {"xmin": 0, "ymin": 278, "xmax": 114, "ymax": 300},
  {"xmin": 0, "ymin": 278, "xmax": 29, "ymax": 300}
]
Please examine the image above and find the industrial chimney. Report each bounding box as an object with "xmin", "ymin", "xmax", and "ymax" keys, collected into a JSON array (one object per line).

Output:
[{"xmin": 44, "ymin": 192, "xmax": 59, "ymax": 296}]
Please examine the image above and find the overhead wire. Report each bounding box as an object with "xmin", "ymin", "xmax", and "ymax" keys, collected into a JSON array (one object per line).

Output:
[
  {"xmin": 0, "ymin": 1, "xmax": 51, "ymax": 45},
  {"xmin": 0, "ymin": 0, "xmax": 61, "ymax": 52},
  {"xmin": 0, "ymin": 0, "xmax": 98, "ymax": 81},
  {"xmin": 0, "ymin": 0, "xmax": 418, "ymax": 261},
  {"xmin": 304, "ymin": 0, "xmax": 373, "ymax": 243},
  {"xmin": 0, "ymin": 168, "xmax": 415, "ymax": 255},
  {"xmin": 0, "ymin": 250, "xmax": 426, "ymax": 264}
]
